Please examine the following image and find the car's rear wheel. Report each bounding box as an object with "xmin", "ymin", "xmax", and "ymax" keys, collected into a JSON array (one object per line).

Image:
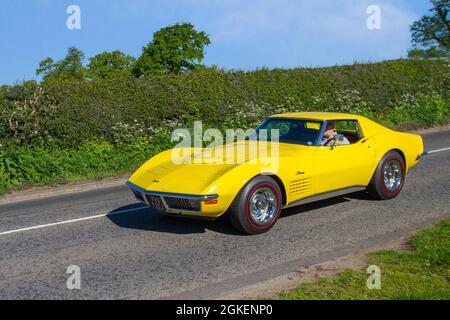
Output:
[
  {"xmin": 367, "ymin": 150, "xmax": 405, "ymax": 200},
  {"xmin": 229, "ymin": 176, "xmax": 282, "ymax": 235}
]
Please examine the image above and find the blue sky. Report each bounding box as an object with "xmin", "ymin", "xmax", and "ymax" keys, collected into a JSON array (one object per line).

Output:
[{"xmin": 0, "ymin": 0, "xmax": 432, "ymax": 84}]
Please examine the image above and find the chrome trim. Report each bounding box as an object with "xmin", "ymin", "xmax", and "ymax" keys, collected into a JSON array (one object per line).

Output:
[
  {"xmin": 249, "ymin": 187, "xmax": 278, "ymax": 226},
  {"xmin": 160, "ymin": 196, "xmax": 170, "ymax": 211},
  {"xmin": 126, "ymin": 181, "xmax": 219, "ymax": 200},
  {"xmin": 284, "ymin": 186, "xmax": 366, "ymax": 208},
  {"xmin": 383, "ymin": 160, "xmax": 402, "ymax": 192}
]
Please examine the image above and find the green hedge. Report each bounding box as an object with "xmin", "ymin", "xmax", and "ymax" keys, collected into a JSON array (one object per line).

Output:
[{"xmin": 1, "ymin": 59, "xmax": 449, "ymax": 148}]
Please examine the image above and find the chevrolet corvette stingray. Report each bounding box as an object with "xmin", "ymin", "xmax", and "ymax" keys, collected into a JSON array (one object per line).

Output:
[{"xmin": 127, "ymin": 112, "xmax": 424, "ymax": 234}]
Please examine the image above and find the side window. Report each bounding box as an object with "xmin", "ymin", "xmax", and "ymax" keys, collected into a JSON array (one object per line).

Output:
[{"xmin": 333, "ymin": 120, "xmax": 362, "ymax": 144}]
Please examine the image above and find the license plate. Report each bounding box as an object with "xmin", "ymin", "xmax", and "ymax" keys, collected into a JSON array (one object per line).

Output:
[{"xmin": 146, "ymin": 195, "xmax": 165, "ymax": 211}]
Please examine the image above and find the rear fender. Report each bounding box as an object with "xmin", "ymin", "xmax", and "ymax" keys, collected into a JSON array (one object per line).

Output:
[{"xmin": 370, "ymin": 132, "xmax": 424, "ymax": 174}]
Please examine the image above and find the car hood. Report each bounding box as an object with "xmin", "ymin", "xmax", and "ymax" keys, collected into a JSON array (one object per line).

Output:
[{"xmin": 129, "ymin": 141, "xmax": 310, "ymax": 194}]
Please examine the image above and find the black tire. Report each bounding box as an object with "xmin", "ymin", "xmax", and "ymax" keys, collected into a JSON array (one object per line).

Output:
[
  {"xmin": 367, "ymin": 150, "xmax": 405, "ymax": 200},
  {"xmin": 229, "ymin": 176, "xmax": 282, "ymax": 235}
]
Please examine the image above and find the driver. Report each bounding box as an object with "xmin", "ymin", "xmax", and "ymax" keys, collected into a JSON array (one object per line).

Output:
[{"xmin": 320, "ymin": 121, "xmax": 350, "ymax": 146}]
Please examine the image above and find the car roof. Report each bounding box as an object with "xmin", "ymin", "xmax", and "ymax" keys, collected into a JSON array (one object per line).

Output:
[{"xmin": 269, "ymin": 112, "xmax": 366, "ymax": 121}]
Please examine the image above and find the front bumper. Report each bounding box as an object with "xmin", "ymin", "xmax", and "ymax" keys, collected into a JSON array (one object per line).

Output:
[{"xmin": 126, "ymin": 181, "xmax": 219, "ymax": 214}]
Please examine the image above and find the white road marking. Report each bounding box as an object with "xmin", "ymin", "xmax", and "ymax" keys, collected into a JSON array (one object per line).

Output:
[
  {"xmin": 428, "ymin": 147, "xmax": 450, "ymax": 154},
  {"xmin": 0, "ymin": 206, "xmax": 147, "ymax": 236}
]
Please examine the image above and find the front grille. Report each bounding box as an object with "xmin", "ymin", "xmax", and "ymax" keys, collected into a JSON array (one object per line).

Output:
[
  {"xmin": 164, "ymin": 197, "xmax": 200, "ymax": 211},
  {"xmin": 145, "ymin": 195, "xmax": 166, "ymax": 211}
]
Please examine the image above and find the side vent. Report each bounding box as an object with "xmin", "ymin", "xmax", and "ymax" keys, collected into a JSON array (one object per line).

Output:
[{"xmin": 289, "ymin": 178, "xmax": 312, "ymax": 197}]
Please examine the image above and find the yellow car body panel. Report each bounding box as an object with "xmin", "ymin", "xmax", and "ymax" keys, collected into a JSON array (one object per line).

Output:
[{"xmin": 128, "ymin": 113, "xmax": 424, "ymax": 219}]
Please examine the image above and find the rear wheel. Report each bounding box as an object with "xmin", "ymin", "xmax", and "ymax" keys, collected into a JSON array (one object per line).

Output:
[
  {"xmin": 367, "ymin": 151, "xmax": 405, "ymax": 200},
  {"xmin": 229, "ymin": 176, "xmax": 282, "ymax": 235}
]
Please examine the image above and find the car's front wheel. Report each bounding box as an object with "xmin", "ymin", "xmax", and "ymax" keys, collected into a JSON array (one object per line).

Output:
[
  {"xmin": 229, "ymin": 176, "xmax": 282, "ymax": 235},
  {"xmin": 367, "ymin": 150, "xmax": 405, "ymax": 200}
]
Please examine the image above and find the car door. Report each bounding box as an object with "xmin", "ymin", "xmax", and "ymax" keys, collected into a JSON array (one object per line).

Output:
[
  {"xmin": 284, "ymin": 148, "xmax": 316, "ymax": 203},
  {"xmin": 313, "ymin": 120, "xmax": 375, "ymax": 194}
]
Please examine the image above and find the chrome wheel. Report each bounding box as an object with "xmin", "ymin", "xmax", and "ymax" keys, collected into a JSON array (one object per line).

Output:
[
  {"xmin": 249, "ymin": 187, "xmax": 278, "ymax": 226},
  {"xmin": 383, "ymin": 160, "xmax": 402, "ymax": 193}
]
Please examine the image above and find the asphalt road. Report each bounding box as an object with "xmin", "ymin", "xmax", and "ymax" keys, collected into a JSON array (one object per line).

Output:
[{"xmin": 0, "ymin": 131, "xmax": 449, "ymax": 299}]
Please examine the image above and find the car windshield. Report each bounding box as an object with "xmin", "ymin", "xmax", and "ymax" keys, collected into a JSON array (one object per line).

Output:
[{"xmin": 248, "ymin": 118, "xmax": 324, "ymax": 146}]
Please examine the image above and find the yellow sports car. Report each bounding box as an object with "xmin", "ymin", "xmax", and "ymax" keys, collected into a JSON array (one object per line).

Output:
[{"xmin": 127, "ymin": 112, "xmax": 425, "ymax": 234}]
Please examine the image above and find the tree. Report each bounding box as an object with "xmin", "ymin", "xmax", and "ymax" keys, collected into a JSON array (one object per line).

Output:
[
  {"xmin": 36, "ymin": 47, "xmax": 86, "ymax": 81},
  {"xmin": 87, "ymin": 51, "xmax": 135, "ymax": 80},
  {"xmin": 133, "ymin": 23, "xmax": 211, "ymax": 76},
  {"xmin": 409, "ymin": 0, "xmax": 450, "ymax": 59},
  {"xmin": 408, "ymin": 47, "xmax": 448, "ymax": 59}
]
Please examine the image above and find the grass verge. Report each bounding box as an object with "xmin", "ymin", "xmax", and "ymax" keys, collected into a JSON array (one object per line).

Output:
[{"xmin": 275, "ymin": 219, "xmax": 450, "ymax": 300}]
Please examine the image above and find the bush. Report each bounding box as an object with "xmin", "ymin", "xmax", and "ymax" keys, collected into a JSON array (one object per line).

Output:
[
  {"xmin": 386, "ymin": 93, "xmax": 449, "ymax": 128},
  {"xmin": 1, "ymin": 59, "xmax": 448, "ymax": 148},
  {"xmin": 0, "ymin": 137, "xmax": 164, "ymax": 193},
  {"xmin": 0, "ymin": 59, "xmax": 448, "ymax": 192}
]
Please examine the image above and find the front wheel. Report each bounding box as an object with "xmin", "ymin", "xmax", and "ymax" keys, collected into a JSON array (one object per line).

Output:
[
  {"xmin": 367, "ymin": 151, "xmax": 405, "ymax": 200},
  {"xmin": 229, "ymin": 176, "xmax": 282, "ymax": 235}
]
